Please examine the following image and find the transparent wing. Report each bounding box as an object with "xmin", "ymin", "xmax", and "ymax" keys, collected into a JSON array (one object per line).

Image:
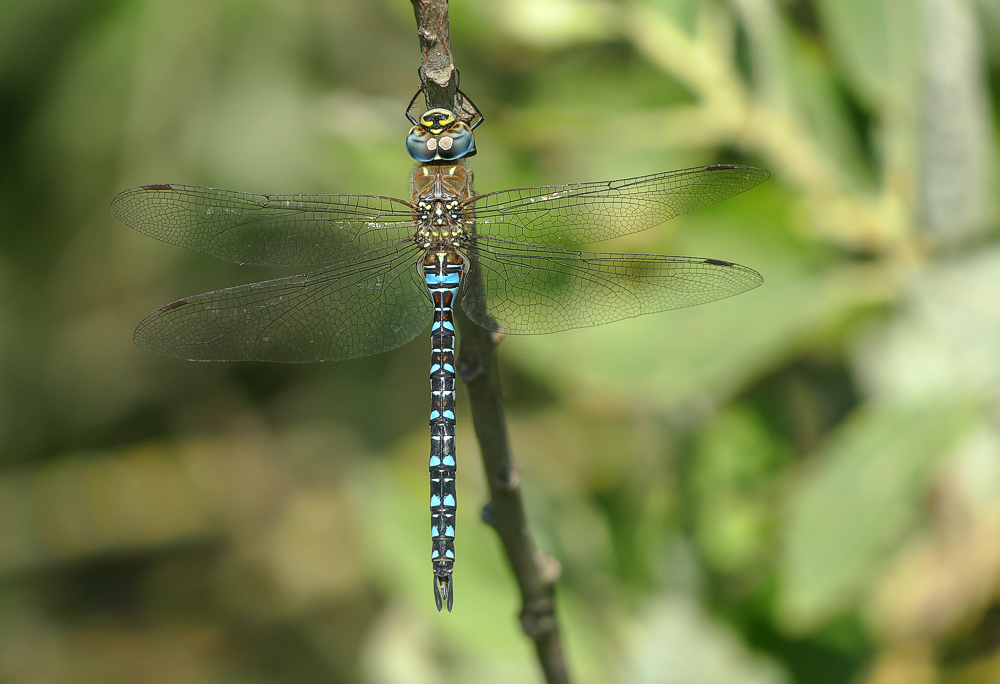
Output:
[
  {"xmin": 134, "ymin": 243, "xmax": 430, "ymax": 362},
  {"xmin": 112, "ymin": 183, "xmax": 417, "ymax": 267},
  {"xmin": 466, "ymin": 165, "xmax": 769, "ymax": 246},
  {"xmin": 460, "ymin": 238, "xmax": 762, "ymax": 335}
]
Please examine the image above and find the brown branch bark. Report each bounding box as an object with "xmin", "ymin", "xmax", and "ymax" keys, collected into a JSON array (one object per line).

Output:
[
  {"xmin": 411, "ymin": 0, "xmax": 455, "ymax": 90},
  {"xmin": 455, "ymin": 315, "xmax": 571, "ymax": 684},
  {"xmin": 408, "ymin": 2, "xmax": 572, "ymax": 683}
]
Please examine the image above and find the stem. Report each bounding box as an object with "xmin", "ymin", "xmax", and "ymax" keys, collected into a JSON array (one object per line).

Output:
[
  {"xmin": 411, "ymin": 0, "xmax": 455, "ymax": 90},
  {"xmin": 408, "ymin": 2, "xmax": 572, "ymax": 683},
  {"xmin": 456, "ymin": 311, "xmax": 571, "ymax": 684}
]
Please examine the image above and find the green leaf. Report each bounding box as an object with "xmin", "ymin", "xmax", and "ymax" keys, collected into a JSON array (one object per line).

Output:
[
  {"xmin": 777, "ymin": 397, "xmax": 975, "ymax": 631},
  {"xmin": 693, "ymin": 407, "xmax": 790, "ymax": 574},
  {"xmin": 628, "ymin": 594, "xmax": 790, "ymax": 684},
  {"xmin": 814, "ymin": 0, "xmax": 921, "ymax": 108},
  {"xmin": 917, "ymin": 0, "xmax": 998, "ymax": 242}
]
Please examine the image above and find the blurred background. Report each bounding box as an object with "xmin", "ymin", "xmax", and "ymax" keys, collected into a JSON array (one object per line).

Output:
[{"xmin": 1, "ymin": 0, "xmax": 999, "ymax": 682}]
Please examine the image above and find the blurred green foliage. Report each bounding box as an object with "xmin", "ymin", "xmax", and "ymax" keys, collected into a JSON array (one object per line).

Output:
[{"xmin": 1, "ymin": 0, "xmax": 999, "ymax": 682}]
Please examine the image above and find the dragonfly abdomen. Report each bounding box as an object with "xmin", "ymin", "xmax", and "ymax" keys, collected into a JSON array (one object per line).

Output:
[{"xmin": 424, "ymin": 249, "xmax": 463, "ymax": 612}]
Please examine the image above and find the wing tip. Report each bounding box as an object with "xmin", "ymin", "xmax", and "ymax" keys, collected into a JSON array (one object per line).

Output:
[
  {"xmin": 704, "ymin": 163, "xmax": 770, "ymax": 182},
  {"xmin": 110, "ymin": 183, "xmax": 176, "ymax": 218},
  {"xmin": 702, "ymin": 257, "xmax": 764, "ymax": 291}
]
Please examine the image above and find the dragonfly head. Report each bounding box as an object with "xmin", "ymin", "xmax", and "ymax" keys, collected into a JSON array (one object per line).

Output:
[
  {"xmin": 418, "ymin": 108, "xmax": 457, "ymax": 134},
  {"xmin": 406, "ymin": 108, "xmax": 477, "ymax": 163}
]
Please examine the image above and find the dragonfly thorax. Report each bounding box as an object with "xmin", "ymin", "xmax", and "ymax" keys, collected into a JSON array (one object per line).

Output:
[
  {"xmin": 415, "ymin": 198, "xmax": 468, "ymax": 248},
  {"xmin": 411, "ymin": 163, "xmax": 474, "ymax": 249}
]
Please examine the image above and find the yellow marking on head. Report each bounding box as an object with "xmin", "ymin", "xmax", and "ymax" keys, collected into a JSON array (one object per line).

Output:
[{"xmin": 420, "ymin": 108, "xmax": 456, "ymax": 134}]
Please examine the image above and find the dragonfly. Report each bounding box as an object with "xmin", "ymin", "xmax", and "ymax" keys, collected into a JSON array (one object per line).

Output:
[{"xmin": 112, "ymin": 95, "xmax": 768, "ymax": 612}]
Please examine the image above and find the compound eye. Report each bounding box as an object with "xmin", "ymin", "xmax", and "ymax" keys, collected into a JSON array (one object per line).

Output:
[
  {"xmin": 406, "ymin": 127, "xmax": 437, "ymax": 163},
  {"xmin": 435, "ymin": 122, "xmax": 476, "ymax": 160}
]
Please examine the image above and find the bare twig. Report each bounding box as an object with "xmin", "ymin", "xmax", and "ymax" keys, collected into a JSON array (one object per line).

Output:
[
  {"xmin": 408, "ymin": 2, "xmax": 572, "ymax": 683},
  {"xmin": 456, "ymin": 318, "xmax": 571, "ymax": 684},
  {"xmin": 411, "ymin": 0, "xmax": 455, "ymax": 89}
]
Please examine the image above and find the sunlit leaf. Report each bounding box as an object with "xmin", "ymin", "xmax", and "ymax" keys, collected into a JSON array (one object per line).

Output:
[{"xmin": 778, "ymin": 397, "xmax": 975, "ymax": 631}]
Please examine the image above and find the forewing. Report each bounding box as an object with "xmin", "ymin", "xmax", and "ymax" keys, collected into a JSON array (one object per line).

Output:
[
  {"xmin": 112, "ymin": 184, "xmax": 416, "ymax": 267},
  {"xmin": 460, "ymin": 239, "xmax": 762, "ymax": 334},
  {"xmin": 134, "ymin": 243, "xmax": 430, "ymax": 362},
  {"xmin": 467, "ymin": 165, "xmax": 769, "ymax": 246}
]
